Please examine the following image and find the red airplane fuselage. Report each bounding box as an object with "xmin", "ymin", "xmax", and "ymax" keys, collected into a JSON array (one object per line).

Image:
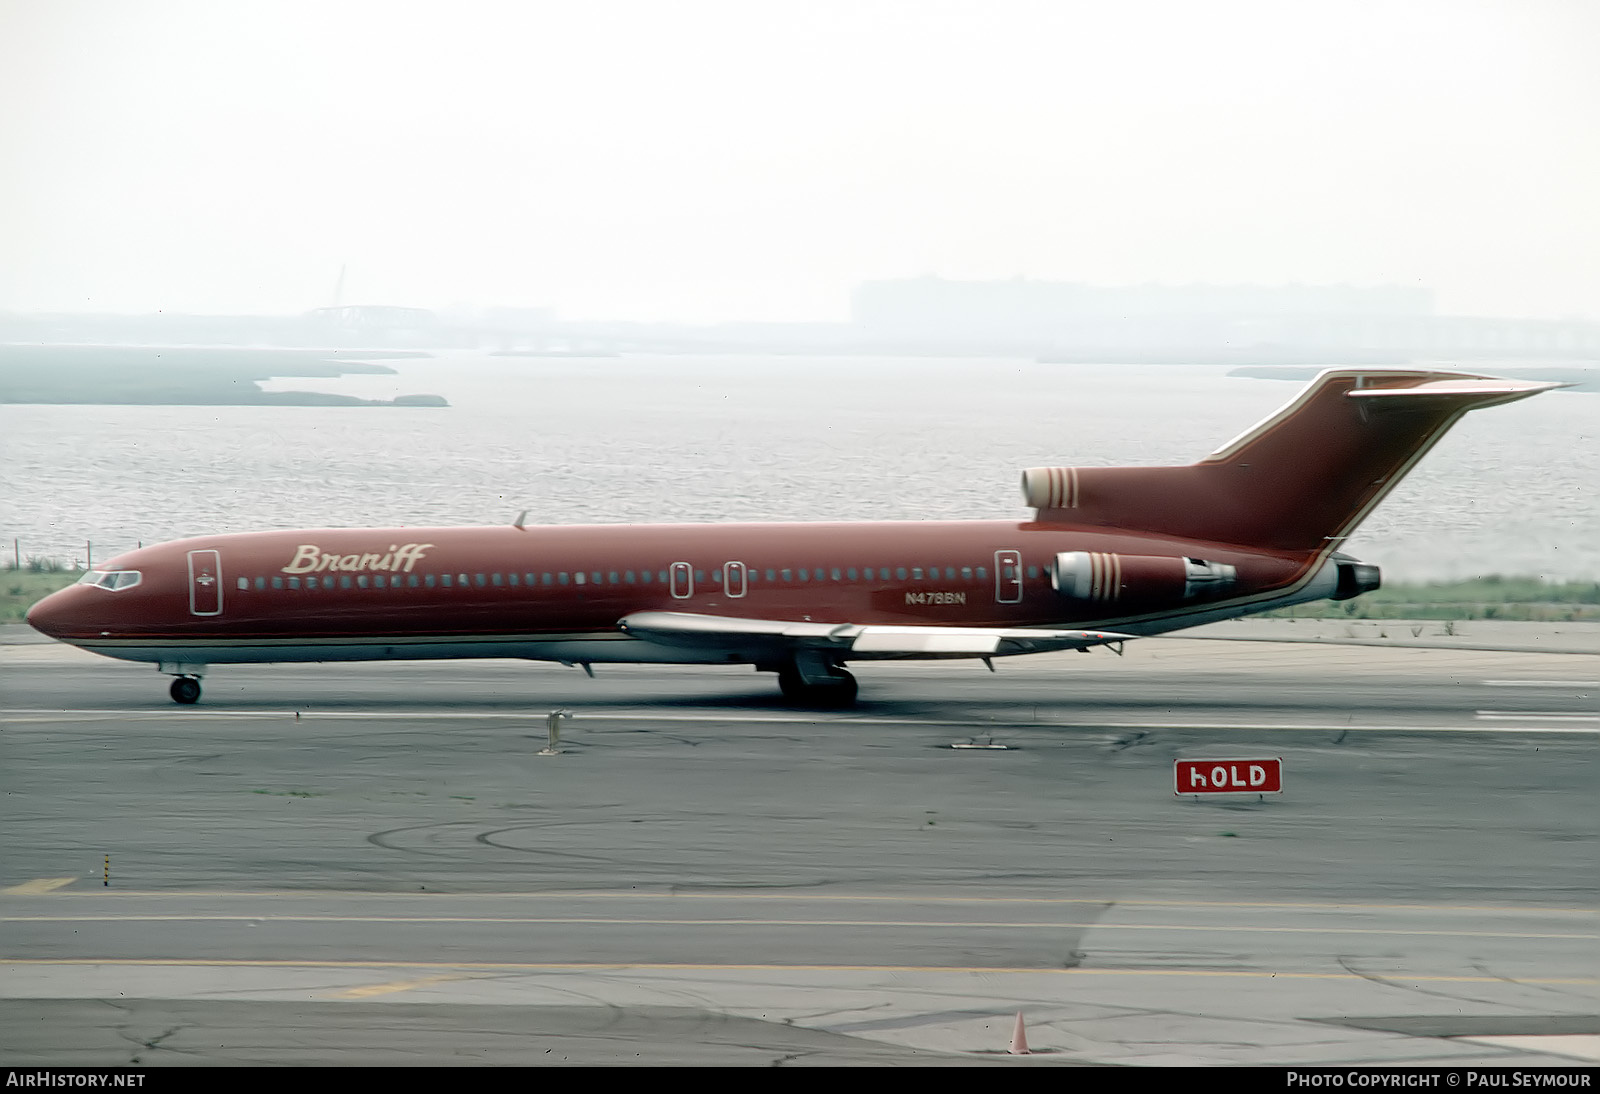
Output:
[{"xmin": 28, "ymin": 519, "xmax": 1315, "ymax": 660}]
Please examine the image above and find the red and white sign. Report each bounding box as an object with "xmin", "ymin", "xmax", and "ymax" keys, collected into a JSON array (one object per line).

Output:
[{"xmin": 1175, "ymin": 758, "xmax": 1283, "ymax": 795}]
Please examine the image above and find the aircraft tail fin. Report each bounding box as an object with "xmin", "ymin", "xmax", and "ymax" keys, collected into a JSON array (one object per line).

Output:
[{"xmin": 1022, "ymin": 370, "xmax": 1561, "ymax": 554}]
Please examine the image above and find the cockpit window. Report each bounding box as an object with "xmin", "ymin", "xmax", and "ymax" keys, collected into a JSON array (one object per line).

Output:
[{"xmin": 77, "ymin": 569, "xmax": 143, "ymax": 591}]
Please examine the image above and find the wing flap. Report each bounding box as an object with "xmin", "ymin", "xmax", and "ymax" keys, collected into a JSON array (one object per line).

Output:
[
  {"xmin": 851, "ymin": 628, "xmax": 1002, "ymax": 654},
  {"xmin": 618, "ymin": 611, "xmax": 1131, "ymax": 659}
]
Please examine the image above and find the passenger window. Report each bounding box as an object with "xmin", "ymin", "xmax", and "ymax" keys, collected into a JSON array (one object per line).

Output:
[
  {"xmin": 961, "ymin": 566, "xmax": 972, "ymax": 579},
  {"xmin": 712, "ymin": 569, "xmax": 722, "ymax": 583},
  {"xmin": 559, "ymin": 572, "xmax": 570, "ymax": 585},
  {"xmin": 425, "ymin": 574, "xmax": 435, "ymax": 588},
  {"xmin": 237, "ymin": 578, "xmax": 249, "ymax": 591},
  {"xmin": 781, "ymin": 568, "xmax": 792, "ymax": 582},
  {"xmin": 591, "ymin": 572, "xmax": 602, "ymax": 585},
  {"xmin": 896, "ymin": 567, "xmax": 908, "ymax": 580},
  {"xmin": 357, "ymin": 576, "xmax": 369, "ymax": 589},
  {"xmin": 442, "ymin": 574, "xmax": 453, "ymax": 588},
  {"xmin": 1027, "ymin": 566, "xmax": 1039, "ymax": 579},
  {"xmin": 254, "ymin": 577, "xmax": 266, "ymax": 591},
  {"xmin": 847, "ymin": 567, "xmax": 858, "ymax": 580},
  {"xmin": 475, "ymin": 574, "xmax": 487, "ymax": 587},
  {"xmin": 341, "ymin": 576, "xmax": 353, "ymax": 589},
  {"xmin": 374, "ymin": 575, "xmax": 386, "ymax": 589},
  {"xmin": 765, "ymin": 569, "xmax": 776, "ymax": 582},
  {"xmin": 831, "ymin": 568, "xmax": 841, "ymax": 581},
  {"xmin": 508, "ymin": 573, "xmax": 518, "ymax": 586},
  {"xmin": 574, "ymin": 572, "xmax": 586, "ymax": 585},
  {"xmin": 408, "ymin": 575, "xmax": 420, "ymax": 588},
  {"xmin": 626, "ymin": 570, "xmax": 636, "ymax": 584},
  {"xmin": 694, "ymin": 570, "xmax": 705, "ymax": 582},
  {"xmin": 273, "ymin": 576, "xmax": 285, "ymax": 590},
  {"xmin": 798, "ymin": 569, "xmax": 809, "ymax": 582},
  {"xmin": 543, "ymin": 573, "xmax": 553, "ymax": 585},
  {"xmin": 912, "ymin": 568, "xmax": 924, "ymax": 580},
  {"xmin": 609, "ymin": 571, "xmax": 619, "ymax": 584},
  {"xmin": 458, "ymin": 574, "xmax": 469, "ymax": 586},
  {"xmin": 977, "ymin": 567, "xmax": 988, "ymax": 580},
  {"xmin": 288, "ymin": 577, "xmax": 301, "ymax": 590}
]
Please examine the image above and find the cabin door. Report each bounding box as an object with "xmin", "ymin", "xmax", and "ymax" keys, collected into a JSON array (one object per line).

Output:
[
  {"xmin": 994, "ymin": 549, "xmax": 1023, "ymax": 604},
  {"xmin": 669, "ymin": 561, "xmax": 693, "ymax": 599},
  {"xmin": 722, "ymin": 561, "xmax": 747, "ymax": 598},
  {"xmin": 187, "ymin": 549, "xmax": 223, "ymax": 616}
]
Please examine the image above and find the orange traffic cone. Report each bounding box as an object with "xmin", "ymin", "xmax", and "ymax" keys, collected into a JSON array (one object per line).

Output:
[{"xmin": 1009, "ymin": 1010, "xmax": 1030, "ymax": 1055}]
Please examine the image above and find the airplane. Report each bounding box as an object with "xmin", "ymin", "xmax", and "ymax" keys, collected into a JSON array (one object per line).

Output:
[{"xmin": 25, "ymin": 368, "xmax": 1559, "ymax": 707}]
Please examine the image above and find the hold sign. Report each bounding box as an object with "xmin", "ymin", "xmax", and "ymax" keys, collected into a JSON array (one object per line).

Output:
[{"xmin": 1175, "ymin": 758, "xmax": 1282, "ymax": 795}]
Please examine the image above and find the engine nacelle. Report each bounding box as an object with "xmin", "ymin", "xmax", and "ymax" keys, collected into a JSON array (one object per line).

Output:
[
  {"xmin": 1332, "ymin": 557, "xmax": 1381, "ymax": 601},
  {"xmin": 1021, "ymin": 466, "xmax": 1085, "ymax": 510},
  {"xmin": 1051, "ymin": 551, "xmax": 1238, "ymax": 604}
]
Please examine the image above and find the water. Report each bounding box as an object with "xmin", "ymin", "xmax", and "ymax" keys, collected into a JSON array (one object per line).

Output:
[{"xmin": 2, "ymin": 353, "xmax": 1595, "ymax": 582}]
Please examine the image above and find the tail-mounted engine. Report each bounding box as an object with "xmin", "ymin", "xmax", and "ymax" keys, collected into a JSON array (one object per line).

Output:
[
  {"xmin": 1021, "ymin": 466, "xmax": 1085, "ymax": 510},
  {"xmin": 1051, "ymin": 551, "xmax": 1238, "ymax": 604},
  {"xmin": 1331, "ymin": 557, "xmax": 1381, "ymax": 601}
]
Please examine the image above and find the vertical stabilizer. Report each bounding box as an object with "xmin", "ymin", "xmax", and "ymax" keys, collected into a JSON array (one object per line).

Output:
[{"xmin": 1022, "ymin": 370, "xmax": 1561, "ymax": 554}]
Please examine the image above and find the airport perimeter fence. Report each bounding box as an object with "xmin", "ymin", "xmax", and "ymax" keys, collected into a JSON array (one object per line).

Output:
[{"xmin": 4, "ymin": 537, "xmax": 147, "ymax": 573}]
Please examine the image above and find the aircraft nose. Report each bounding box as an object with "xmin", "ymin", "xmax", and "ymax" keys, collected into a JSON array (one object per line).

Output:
[{"xmin": 25, "ymin": 586, "xmax": 83, "ymax": 641}]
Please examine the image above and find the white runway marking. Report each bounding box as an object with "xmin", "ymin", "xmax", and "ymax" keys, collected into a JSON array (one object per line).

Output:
[
  {"xmin": 2, "ymin": 957, "xmax": 1594, "ymax": 985},
  {"xmin": 5, "ymin": 709, "xmax": 1600, "ymax": 733},
  {"xmin": 1475, "ymin": 710, "xmax": 1600, "ymax": 722},
  {"xmin": 1481, "ymin": 680, "xmax": 1600, "ymax": 688},
  {"xmin": 3, "ymin": 914, "xmax": 1593, "ymax": 940}
]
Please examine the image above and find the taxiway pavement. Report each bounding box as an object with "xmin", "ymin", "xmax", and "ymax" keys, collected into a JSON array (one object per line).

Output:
[{"xmin": 2, "ymin": 627, "xmax": 1596, "ymax": 1066}]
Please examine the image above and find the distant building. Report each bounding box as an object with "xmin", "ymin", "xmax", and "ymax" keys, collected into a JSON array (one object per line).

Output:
[
  {"xmin": 304, "ymin": 305, "xmax": 439, "ymax": 346},
  {"xmin": 849, "ymin": 277, "xmax": 1598, "ymax": 360}
]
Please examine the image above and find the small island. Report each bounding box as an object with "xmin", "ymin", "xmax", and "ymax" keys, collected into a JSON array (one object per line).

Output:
[{"xmin": 0, "ymin": 345, "xmax": 450, "ymax": 407}]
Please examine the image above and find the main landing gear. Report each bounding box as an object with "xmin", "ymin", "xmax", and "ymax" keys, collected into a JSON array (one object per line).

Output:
[
  {"xmin": 774, "ymin": 657, "xmax": 859, "ymax": 708},
  {"xmin": 167, "ymin": 675, "xmax": 203, "ymax": 704}
]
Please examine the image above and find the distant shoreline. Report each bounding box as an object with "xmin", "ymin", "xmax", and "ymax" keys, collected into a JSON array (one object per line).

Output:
[{"xmin": 0, "ymin": 344, "xmax": 449, "ymax": 407}]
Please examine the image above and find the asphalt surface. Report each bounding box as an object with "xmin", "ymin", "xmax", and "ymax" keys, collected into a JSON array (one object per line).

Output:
[{"xmin": 1, "ymin": 627, "xmax": 1596, "ymax": 1066}]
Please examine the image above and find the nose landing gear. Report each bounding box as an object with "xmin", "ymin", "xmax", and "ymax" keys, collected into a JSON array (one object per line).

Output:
[
  {"xmin": 168, "ymin": 676, "xmax": 202, "ymax": 704},
  {"xmin": 159, "ymin": 663, "xmax": 208, "ymax": 705}
]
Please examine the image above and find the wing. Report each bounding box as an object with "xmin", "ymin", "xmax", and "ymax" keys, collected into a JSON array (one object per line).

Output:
[{"xmin": 617, "ymin": 610, "xmax": 1133, "ymax": 660}]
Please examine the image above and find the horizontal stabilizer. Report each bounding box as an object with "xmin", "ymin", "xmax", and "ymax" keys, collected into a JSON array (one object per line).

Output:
[{"xmin": 1345, "ymin": 377, "xmax": 1567, "ymax": 404}]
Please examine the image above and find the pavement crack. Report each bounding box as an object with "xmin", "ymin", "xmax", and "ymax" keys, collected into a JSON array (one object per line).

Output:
[
  {"xmin": 122, "ymin": 1023, "xmax": 182, "ymax": 1065},
  {"xmin": 1335, "ymin": 956, "xmax": 1523, "ymax": 1009}
]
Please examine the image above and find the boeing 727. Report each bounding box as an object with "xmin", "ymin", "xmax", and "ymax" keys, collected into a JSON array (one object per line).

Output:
[{"xmin": 25, "ymin": 369, "xmax": 1558, "ymax": 705}]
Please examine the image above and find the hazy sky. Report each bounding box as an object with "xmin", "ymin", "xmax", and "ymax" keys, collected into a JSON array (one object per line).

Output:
[{"xmin": 2, "ymin": 0, "xmax": 1597, "ymax": 322}]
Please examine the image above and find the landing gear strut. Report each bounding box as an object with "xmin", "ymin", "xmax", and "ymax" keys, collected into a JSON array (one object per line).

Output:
[
  {"xmin": 776, "ymin": 659, "xmax": 858, "ymax": 708},
  {"xmin": 169, "ymin": 676, "xmax": 202, "ymax": 705}
]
